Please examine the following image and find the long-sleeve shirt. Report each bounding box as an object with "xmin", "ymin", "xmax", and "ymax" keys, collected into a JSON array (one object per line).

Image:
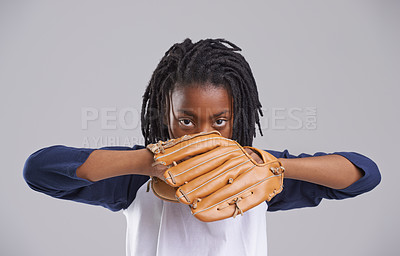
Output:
[{"xmin": 23, "ymin": 145, "xmax": 381, "ymax": 256}]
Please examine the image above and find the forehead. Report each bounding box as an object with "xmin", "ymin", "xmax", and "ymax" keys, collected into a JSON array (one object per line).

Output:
[{"xmin": 170, "ymin": 85, "xmax": 232, "ymax": 114}]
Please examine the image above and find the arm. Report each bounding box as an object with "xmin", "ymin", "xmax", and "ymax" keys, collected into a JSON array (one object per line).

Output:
[
  {"xmin": 76, "ymin": 147, "xmax": 165, "ymax": 182},
  {"xmin": 264, "ymin": 150, "xmax": 381, "ymax": 211},
  {"xmin": 245, "ymin": 149, "xmax": 364, "ymax": 189},
  {"xmin": 23, "ymin": 145, "xmax": 154, "ymax": 211},
  {"xmin": 280, "ymin": 154, "xmax": 363, "ymax": 190}
]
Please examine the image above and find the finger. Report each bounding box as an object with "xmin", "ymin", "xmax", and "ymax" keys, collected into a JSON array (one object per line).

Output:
[
  {"xmin": 243, "ymin": 146, "xmax": 280, "ymax": 165},
  {"xmin": 163, "ymin": 145, "xmax": 242, "ymax": 186},
  {"xmin": 153, "ymin": 164, "xmax": 170, "ymax": 180},
  {"xmin": 176, "ymin": 154, "xmax": 252, "ymax": 204},
  {"xmin": 244, "ymin": 148, "xmax": 263, "ymax": 164}
]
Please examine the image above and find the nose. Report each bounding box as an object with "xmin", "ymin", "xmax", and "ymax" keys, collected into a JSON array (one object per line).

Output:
[{"xmin": 197, "ymin": 123, "xmax": 214, "ymax": 134}]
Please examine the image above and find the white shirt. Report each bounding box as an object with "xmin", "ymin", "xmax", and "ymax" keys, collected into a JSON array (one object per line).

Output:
[{"xmin": 123, "ymin": 181, "xmax": 269, "ymax": 256}]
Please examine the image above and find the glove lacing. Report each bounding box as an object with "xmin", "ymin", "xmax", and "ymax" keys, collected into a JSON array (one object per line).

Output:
[{"xmin": 231, "ymin": 197, "xmax": 243, "ymax": 218}]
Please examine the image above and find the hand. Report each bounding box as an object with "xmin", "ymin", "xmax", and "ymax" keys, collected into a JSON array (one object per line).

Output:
[
  {"xmin": 244, "ymin": 148, "xmax": 263, "ymax": 164},
  {"xmin": 147, "ymin": 131, "xmax": 284, "ymax": 222}
]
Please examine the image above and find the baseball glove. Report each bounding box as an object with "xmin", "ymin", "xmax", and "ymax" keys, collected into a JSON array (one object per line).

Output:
[{"xmin": 147, "ymin": 131, "xmax": 284, "ymax": 222}]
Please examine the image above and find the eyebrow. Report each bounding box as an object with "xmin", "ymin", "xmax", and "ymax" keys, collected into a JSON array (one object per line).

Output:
[{"xmin": 177, "ymin": 110, "xmax": 230, "ymax": 117}]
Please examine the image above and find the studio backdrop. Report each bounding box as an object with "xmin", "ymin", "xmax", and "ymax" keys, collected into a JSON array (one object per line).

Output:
[{"xmin": 0, "ymin": 1, "xmax": 398, "ymax": 255}]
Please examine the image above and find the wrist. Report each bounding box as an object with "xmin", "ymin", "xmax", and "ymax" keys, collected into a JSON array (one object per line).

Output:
[
  {"xmin": 133, "ymin": 148, "xmax": 155, "ymax": 175},
  {"xmin": 278, "ymin": 158, "xmax": 290, "ymax": 178},
  {"xmin": 134, "ymin": 148, "xmax": 168, "ymax": 179}
]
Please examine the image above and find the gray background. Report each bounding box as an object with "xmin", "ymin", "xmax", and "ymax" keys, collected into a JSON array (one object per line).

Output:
[{"xmin": 1, "ymin": 0, "xmax": 398, "ymax": 255}]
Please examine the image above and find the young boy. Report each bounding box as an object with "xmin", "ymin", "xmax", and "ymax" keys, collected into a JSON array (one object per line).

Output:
[{"xmin": 23, "ymin": 38, "xmax": 381, "ymax": 256}]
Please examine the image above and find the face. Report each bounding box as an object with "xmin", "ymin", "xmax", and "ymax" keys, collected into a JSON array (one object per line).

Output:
[{"xmin": 167, "ymin": 84, "xmax": 233, "ymax": 139}]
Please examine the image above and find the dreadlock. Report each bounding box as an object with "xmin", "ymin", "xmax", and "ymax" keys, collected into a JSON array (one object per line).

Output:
[{"xmin": 141, "ymin": 38, "xmax": 263, "ymax": 146}]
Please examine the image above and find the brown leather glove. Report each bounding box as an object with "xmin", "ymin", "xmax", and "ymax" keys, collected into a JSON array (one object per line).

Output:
[{"xmin": 147, "ymin": 131, "xmax": 284, "ymax": 222}]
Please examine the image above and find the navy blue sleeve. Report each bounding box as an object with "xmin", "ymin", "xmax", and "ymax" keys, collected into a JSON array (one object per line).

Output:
[
  {"xmin": 265, "ymin": 149, "xmax": 381, "ymax": 211},
  {"xmin": 23, "ymin": 145, "xmax": 149, "ymax": 212}
]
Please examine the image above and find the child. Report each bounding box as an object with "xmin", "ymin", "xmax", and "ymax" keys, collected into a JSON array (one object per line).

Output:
[{"xmin": 23, "ymin": 38, "xmax": 381, "ymax": 256}]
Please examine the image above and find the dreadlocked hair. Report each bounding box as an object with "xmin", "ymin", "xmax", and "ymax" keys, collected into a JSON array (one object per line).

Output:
[{"xmin": 141, "ymin": 38, "xmax": 263, "ymax": 146}]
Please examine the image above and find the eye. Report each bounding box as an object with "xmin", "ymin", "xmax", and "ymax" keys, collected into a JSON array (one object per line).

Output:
[
  {"xmin": 179, "ymin": 119, "xmax": 194, "ymax": 127},
  {"xmin": 214, "ymin": 119, "xmax": 227, "ymax": 127}
]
